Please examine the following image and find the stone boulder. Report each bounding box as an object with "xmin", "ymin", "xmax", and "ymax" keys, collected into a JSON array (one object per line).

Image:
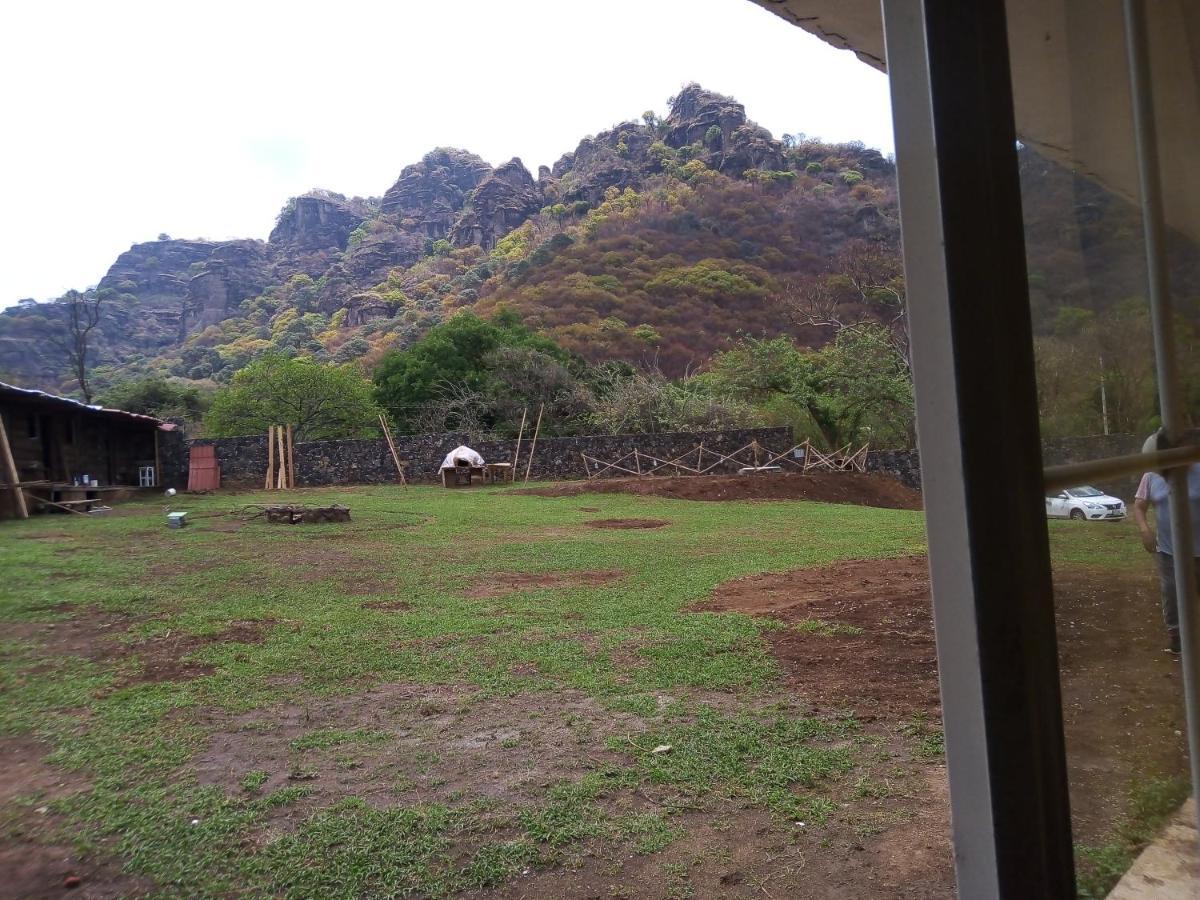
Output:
[
  {"xmin": 342, "ymin": 292, "xmax": 393, "ymax": 327},
  {"xmin": 380, "ymin": 148, "xmax": 493, "ymax": 240},
  {"xmin": 449, "ymin": 158, "xmax": 542, "ymax": 251},
  {"xmin": 269, "ymin": 190, "xmax": 371, "ymax": 253}
]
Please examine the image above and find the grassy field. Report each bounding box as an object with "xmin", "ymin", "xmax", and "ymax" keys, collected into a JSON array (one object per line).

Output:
[{"xmin": 0, "ymin": 484, "xmax": 1176, "ymax": 897}]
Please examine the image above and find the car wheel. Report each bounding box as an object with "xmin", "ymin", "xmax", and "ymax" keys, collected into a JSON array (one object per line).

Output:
[{"xmin": 1069, "ymin": 509, "xmax": 1085, "ymax": 520}]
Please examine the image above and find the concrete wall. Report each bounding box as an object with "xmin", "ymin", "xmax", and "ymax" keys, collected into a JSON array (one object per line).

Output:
[{"xmin": 188, "ymin": 427, "xmax": 796, "ymax": 487}]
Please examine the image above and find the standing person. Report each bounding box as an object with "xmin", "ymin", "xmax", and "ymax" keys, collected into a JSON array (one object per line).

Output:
[{"xmin": 1133, "ymin": 431, "xmax": 1200, "ymax": 655}]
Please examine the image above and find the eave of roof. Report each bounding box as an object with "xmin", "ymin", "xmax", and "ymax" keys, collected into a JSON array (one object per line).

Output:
[{"xmin": 0, "ymin": 381, "xmax": 164, "ymax": 427}]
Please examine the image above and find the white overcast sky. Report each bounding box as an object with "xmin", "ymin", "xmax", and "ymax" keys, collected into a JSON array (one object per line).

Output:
[{"xmin": 0, "ymin": 0, "xmax": 893, "ymax": 308}]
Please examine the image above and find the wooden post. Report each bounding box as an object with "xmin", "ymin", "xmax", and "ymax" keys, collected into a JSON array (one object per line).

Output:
[
  {"xmin": 0, "ymin": 414, "xmax": 29, "ymax": 519},
  {"xmin": 153, "ymin": 428, "xmax": 161, "ymax": 488},
  {"xmin": 378, "ymin": 414, "xmax": 408, "ymax": 486},
  {"xmin": 286, "ymin": 424, "xmax": 296, "ymax": 489},
  {"xmin": 522, "ymin": 404, "xmax": 544, "ymax": 486},
  {"xmin": 264, "ymin": 426, "xmax": 275, "ymax": 490},
  {"xmin": 581, "ymin": 452, "xmax": 591, "ymax": 479},
  {"xmin": 276, "ymin": 426, "xmax": 287, "ymax": 490},
  {"xmin": 634, "ymin": 448, "xmax": 641, "ymax": 476},
  {"xmin": 511, "ymin": 407, "xmax": 528, "ymax": 483}
]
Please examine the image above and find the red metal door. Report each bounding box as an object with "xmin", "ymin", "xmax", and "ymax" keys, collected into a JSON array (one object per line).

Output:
[{"xmin": 187, "ymin": 445, "xmax": 220, "ymax": 492}]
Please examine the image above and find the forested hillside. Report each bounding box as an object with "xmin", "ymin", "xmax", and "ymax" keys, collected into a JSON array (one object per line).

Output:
[
  {"xmin": 3, "ymin": 83, "xmax": 1198, "ymax": 446},
  {"xmin": 0, "ymin": 85, "xmax": 898, "ymax": 388}
]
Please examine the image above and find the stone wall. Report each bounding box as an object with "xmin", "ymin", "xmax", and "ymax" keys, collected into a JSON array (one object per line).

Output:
[
  {"xmin": 865, "ymin": 433, "xmax": 1146, "ymax": 497},
  {"xmin": 865, "ymin": 449, "xmax": 923, "ymax": 490},
  {"xmin": 189, "ymin": 426, "xmax": 796, "ymax": 488}
]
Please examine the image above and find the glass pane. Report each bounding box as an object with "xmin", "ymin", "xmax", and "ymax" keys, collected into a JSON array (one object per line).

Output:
[{"xmin": 1006, "ymin": 3, "xmax": 1200, "ymax": 894}]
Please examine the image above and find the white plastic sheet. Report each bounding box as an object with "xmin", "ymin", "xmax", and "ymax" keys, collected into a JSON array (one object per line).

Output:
[{"xmin": 440, "ymin": 445, "xmax": 484, "ymax": 470}]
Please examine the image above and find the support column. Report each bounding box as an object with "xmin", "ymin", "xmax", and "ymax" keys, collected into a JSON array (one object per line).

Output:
[{"xmin": 881, "ymin": 1, "xmax": 1075, "ymax": 895}]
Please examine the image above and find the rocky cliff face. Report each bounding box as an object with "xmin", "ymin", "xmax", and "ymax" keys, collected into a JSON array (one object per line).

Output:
[
  {"xmin": 268, "ymin": 191, "xmax": 371, "ymax": 254},
  {"xmin": 449, "ymin": 158, "xmax": 542, "ymax": 251},
  {"xmin": 182, "ymin": 240, "xmax": 269, "ymax": 335},
  {"xmin": 380, "ymin": 148, "xmax": 493, "ymax": 239},
  {"xmin": 0, "ymin": 83, "xmax": 911, "ymax": 393}
]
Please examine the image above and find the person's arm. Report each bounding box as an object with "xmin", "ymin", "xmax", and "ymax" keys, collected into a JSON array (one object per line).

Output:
[
  {"xmin": 1134, "ymin": 473, "xmax": 1156, "ymax": 553},
  {"xmin": 1133, "ymin": 497, "xmax": 1157, "ymax": 553}
]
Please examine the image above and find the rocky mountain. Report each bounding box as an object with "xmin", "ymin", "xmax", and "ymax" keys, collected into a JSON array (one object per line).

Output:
[{"xmin": 0, "ymin": 84, "xmax": 903, "ymax": 390}]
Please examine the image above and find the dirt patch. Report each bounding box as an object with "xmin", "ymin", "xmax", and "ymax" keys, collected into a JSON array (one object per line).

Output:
[
  {"xmin": 585, "ymin": 518, "xmax": 670, "ymax": 530},
  {"xmin": 0, "ymin": 842, "xmax": 151, "ymax": 899},
  {"xmin": 0, "ymin": 736, "xmax": 91, "ymax": 806},
  {"xmin": 360, "ymin": 600, "xmax": 412, "ymax": 612},
  {"xmin": 464, "ymin": 569, "xmax": 626, "ymax": 598},
  {"xmin": 0, "ymin": 736, "xmax": 151, "ymax": 898},
  {"xmin": 697, "ymin": 556, "xmax": 937, "ymax": 715},
  {"xmin": 475, "ymin": 758, "xmax": 954, "ymax": 900},
  {"xmin": 118, "ymin": 621, "xmax": 272, "ymax": 686},
  {"xmin": 189, "ymin": 684, "xmax": 645, "ymax": 831},
  {"xmin": 578, "ymin": 506, "xmax": 601, "ymax": 512},
  {"xmin": 5, "ymin": 607, "xmax": 272, "ymax": 687},
  {"xmin": 518, "ymin": 472, "xmax": 923, "ymax": 510},
  {"xmin": 698, "ymin": 554, "xmax": 1192, "ymax": 849}
]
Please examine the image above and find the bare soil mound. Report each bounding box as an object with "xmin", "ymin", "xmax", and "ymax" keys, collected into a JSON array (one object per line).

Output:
[
  {"xmin": 518, "ymin": 473, "xmax": 922, "ymax": 509},
  {"xmin": 696, "ymin": 556, "xmax": 938, "ymax": 714}
]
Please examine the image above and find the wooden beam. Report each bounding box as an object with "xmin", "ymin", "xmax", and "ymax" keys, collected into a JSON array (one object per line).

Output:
[
  {"xmin": 511, "ymin": 407, "xmax": 528, "ymax": 483},
  {"xmin": 276, "ymin": 426, "xmax": 287, "ymax": 490},
  {"xmin": 522, "ymin": 404, "xmax": 544, "ymax": 486},
  {"xmin": 378, "ymin": 414, "xmax": 407, "ymax": 486},
  {"xmin": 0, "ymin": 414, "xmax": 29, "ymax": 519},
  {"xmin": 265, "ymin": 425, "xmax": 275, "ymax": 490},
  {"xmin": 286, "ymin": 424, "xmax": 296, "ymax": 489}
]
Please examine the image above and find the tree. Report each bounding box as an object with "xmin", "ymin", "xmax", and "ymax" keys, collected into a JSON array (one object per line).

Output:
[
  {"xmin": 99, "ymin": 377, "xmax": 208, "ymax": 422},
  {"xmin": 204, "ymin": 354, "xmax": 382, "ymax": 441},
  {"xmin": 48, "ymin": 289, "xmax": 103, "ymax": 402},
  {"xmin": 372, "ymin": 311, "xmax": 570, "ymax": 432}
]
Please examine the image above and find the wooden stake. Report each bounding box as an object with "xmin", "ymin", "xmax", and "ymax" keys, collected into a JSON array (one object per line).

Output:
[
  {"xmin": 286, "ymin": 424, "xmax": 296, "ymax": 489},
  {"xmin": 378, "ymin": 414, "xmax": 408, "ymax": 486},
  {"xmin": 522, "ymin": 404, "xmax": 544, "ymax": 485},
  {"xmin": 581, "ymin": 452, "xmax": 591, "ymax": 479},
  {"xmin": 634, "ymin": 448, "xmax": 641, "ymax": 476},
  {"xmin": 265, "ymin": 426, "xmax": 275, "ymax": 490},
  {"xmin": 276, "ymin": 426, "xmax": 287, "ymax": 490},
  {"xmin": 0, "ymin": 414, "xmax": 29, "ymax": 519},
  {"xmin": 511, "ymin": 407, "xmax": 528, "ymax": 483}
]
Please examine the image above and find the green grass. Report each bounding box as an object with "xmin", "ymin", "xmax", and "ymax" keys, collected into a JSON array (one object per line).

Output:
[
  {"xmin": 0, "ymin": 483, "xmax": 947, "ymax": 895},
  {"xmin": 1075, "ymin": 775, "xmax": 1191, "ymax": 899}
]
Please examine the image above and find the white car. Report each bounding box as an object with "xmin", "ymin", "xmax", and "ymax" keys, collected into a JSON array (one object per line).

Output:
[{"xmin": 1045, "ymin": 485, "xmax": 1126, "ymax": 521}]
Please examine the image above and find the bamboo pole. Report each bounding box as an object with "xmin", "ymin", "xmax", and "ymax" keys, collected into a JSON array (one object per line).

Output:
[
  {"xmin": 264, "ymin": 426, "xmax": 275, "ymax": 490},
  {"xmin": 580, "ymin": 452, "xmax": 591, "ymax": 479},
  {"xmin": 276, "ymin": 426, "xmax": 287, "ymax": 490},
  {"xmin": 286, "ymin": 424, "xmax": 296, "ymax": 489},
  {"xmin": 0, "ymin": 414, "xmax": 29, "ymax": 519},
  {"xmin": 522, "ymin": 404, "xmax": 544, "ymax": 486},
  {"xmin": 511, "ymin": 407, "xmax": 528, "ymax": 483}
]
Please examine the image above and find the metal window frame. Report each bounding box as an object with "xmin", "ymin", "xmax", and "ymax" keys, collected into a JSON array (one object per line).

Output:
[
  {"xmin": 883, "ymin": 0, "xmax": 1200, "ymax": 894},
  {"xmin": 881, "ymin": 1, "xmax": 1075, "ymax": 895}
]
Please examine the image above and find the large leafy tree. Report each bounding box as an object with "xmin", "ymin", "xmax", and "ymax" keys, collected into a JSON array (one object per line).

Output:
[
  {"xmin": 99, "ymin": 377, "xmax": 208, "ymax": 423},
  {"xmin": 706, "ymin": 331, "xmax": 914, "ymax": 449},
  {"xmin": 204, "ymin": 354, "xmax": 381, "ymax": 441},
  {"xmin": 372, "ymin": 310, "xmax": 574, "ymax": 433}
]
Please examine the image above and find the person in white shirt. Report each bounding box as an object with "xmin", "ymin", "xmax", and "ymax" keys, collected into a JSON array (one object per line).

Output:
[{"xmin": 1133, "ymin": 431, "xmax": 1200, "ymax": 655}]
